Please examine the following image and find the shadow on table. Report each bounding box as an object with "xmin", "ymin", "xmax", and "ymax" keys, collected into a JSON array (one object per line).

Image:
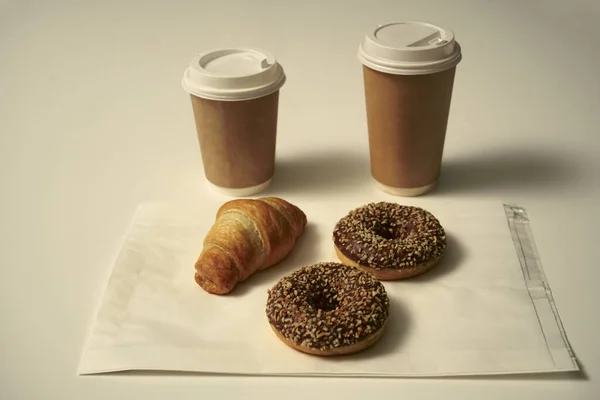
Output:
[
  {"xmin": 264, "ymin": 147, "xmax": 583, "ymax": 196},
  {"xmin": 324, "ymin": 296, "xmax": 411, "ymax": 362},
  {"xmin": 409, "ymin": 232, "xmax": 465, "ymax": 283},
  {"xmin": 434, "ymin": 147, "xmax": 582, "ymax": 194},
  {"xmin": 264, "ymin": 151, "xmax": 372, "ymax": 196}
]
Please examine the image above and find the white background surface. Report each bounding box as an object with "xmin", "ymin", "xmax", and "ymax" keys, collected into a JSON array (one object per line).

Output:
[{"xmin": 1, "ymin": 0, "xmax": 599, "ymax": 398}]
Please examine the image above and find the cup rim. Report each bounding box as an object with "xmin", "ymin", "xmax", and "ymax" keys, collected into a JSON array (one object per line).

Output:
[
  {"xmin": 182, "ymin": 48, "xmax": 286, "ymax": 101},
  {"xmin": 358, "ymin": 21, "xmax": 462, "ymax": 75}
]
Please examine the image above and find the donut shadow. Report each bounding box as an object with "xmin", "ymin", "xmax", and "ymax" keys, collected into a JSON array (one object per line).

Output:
[
  {"xmin": 227, "ymin": 222, "xmax": 322, "ymax": 297},
  {"xmin": 327, "ymin": 296, "xmax": 411, "ymax": 361},
  {"xmin": 408, "ymin": 232, "xmax": 465, "ymax": 283}
]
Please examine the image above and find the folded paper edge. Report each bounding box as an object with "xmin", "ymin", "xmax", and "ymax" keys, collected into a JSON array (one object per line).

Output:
[{"xmin": 503, "ymin": 204, "xmax": 579, "ymax": 372}]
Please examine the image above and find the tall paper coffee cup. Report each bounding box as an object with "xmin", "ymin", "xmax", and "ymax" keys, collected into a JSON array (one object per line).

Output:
[
  {"xmin": 358, "ymin": 22, "xmax": 462, "ymax": 196},
  {"xmin": 182, "ymin": 48, "xmax": 286, "ymax": 196}
]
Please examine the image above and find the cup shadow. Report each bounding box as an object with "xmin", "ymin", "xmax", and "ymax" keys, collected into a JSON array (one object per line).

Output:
[
  {"xmin": 327, "ymin": 296, "xmax": 411, "ymax": 361},
  {"xmin": 435, "ymin": 147, "xmax": 582, "ymax": 195},
  {"xmin": 408, "ymin": 232, "xmax": 465, "ymax": 283},
  {"xmin": 228, "ymin": 222, "xmax": 322, "ymax": 297},
  {"xmin": 263, "ymin": 151, "xmax": 372, "ymax": 196}
]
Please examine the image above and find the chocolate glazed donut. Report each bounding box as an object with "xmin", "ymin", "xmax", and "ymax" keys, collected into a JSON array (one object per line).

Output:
[
  {"xmin": 266, "ymin": 262, "xmax": 390, "ymax": 356},
  {"xmin": 333, "ymin": 202, "xmax": 446, "ymax": 280}
]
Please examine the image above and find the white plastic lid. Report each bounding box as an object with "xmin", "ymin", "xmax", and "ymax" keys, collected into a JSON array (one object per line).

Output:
[
  {"xmin": 358, "ymin": 21, "xmax": 462, "ymax": 75},
  {"xmin": 182, "ymin": 48, "xmax": 286, "ymax": 101}
]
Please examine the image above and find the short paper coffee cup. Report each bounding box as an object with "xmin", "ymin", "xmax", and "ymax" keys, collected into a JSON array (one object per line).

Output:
[{"xmin": 182, "ymin": 48, "xmax": 286, "ymax": 196}]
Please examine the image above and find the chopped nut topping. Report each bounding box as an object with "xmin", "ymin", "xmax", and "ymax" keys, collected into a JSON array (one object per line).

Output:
[
  {"xmin": 266, "ymin": 262, "xmax": 390, "ymax": 351},
  {"xmin": 333, "ymin": 202, "xmax": 446, "ymax": 270}
]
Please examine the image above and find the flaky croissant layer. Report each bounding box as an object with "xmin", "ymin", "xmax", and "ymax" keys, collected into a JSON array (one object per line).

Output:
[{"xmin": 194, "ymin": 197, "xmax": 307, "ymax": 295}]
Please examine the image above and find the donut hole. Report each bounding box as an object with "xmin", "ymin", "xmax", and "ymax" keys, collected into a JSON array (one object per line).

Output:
[
  {"xmin": 372, "ymin": 220, "xmax": 418, "ymax": 241},
  {"xmin": 307, "ymin": 288, "xmax": 339, "ymax": 311},
  {"xmin": 372, "ymin": 223, "xmax": 399, "ymax": 240}
]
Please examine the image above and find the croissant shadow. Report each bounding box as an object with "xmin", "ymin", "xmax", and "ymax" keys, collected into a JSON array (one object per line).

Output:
[{"xmin": 228, "ymin": 222, "xmax": 322, "ymax": 297}]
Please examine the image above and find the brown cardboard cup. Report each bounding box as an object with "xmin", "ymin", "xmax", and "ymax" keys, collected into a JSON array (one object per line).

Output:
[
  {"xmin": 358, "ymin": 22, "xmax": 462, "ymax": 196},
  {"xmin": 363, "ymin": 66, "xmax": 456, "ymax": 196},
  {"xmin": 182, "ymin": 48, "xmax": 286, "ymax": 196},
  {"xmin": 190, "ymin": 91, "xmax": 279, "ymax": 195}
]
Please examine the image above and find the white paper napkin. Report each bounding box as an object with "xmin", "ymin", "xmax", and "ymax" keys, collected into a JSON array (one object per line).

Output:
[{"xmin": 78, "ymin": 198, "xmax": 577, "ymax": 376}]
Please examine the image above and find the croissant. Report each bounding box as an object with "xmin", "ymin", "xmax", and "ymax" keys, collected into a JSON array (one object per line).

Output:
[{"xmin": 194, "ymin": 197, "xmax": 307, "ymax": 295}]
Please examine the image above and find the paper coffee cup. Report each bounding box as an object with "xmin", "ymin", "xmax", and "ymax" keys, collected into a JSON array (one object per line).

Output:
[
  {"xmin": 358, "ymin": 22, "xmax": 462, "ymax": 196},
  {"xmin": 182, "ymin": 48, "xmax": 286, "ymax": 196}
]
